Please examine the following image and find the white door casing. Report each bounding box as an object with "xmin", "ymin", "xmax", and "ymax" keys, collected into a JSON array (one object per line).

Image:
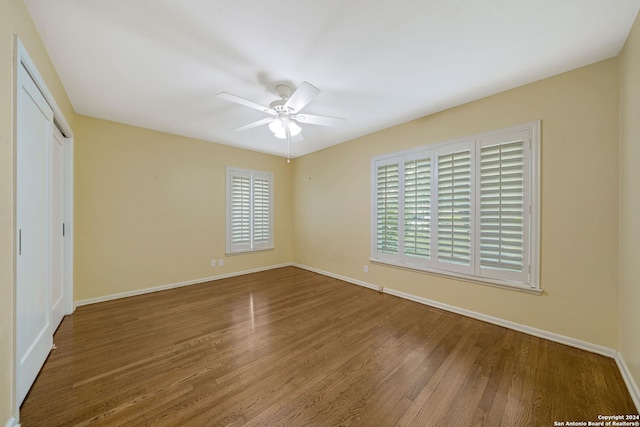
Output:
[{"xmin": 50, "ymin": 127, "xmax": 65, "ymax": 332}]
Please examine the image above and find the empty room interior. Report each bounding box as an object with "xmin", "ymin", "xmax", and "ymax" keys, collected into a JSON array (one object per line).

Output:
[{"xmin": 2, "ymin": 0, "xmax": 640, "ymax": 425}]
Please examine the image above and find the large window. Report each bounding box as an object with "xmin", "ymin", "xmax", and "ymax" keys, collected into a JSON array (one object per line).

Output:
[
  {"xmin": 226, "ymin": 167, "xmax": 273, "ymax": 254},
  {"xmin": 372, "ymin": 122, "xmax": 540, "ymax": 291}
]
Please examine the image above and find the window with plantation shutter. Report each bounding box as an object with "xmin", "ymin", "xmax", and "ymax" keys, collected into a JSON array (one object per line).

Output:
[
  {"xmin": 373, "ymin": 153, "xmax": 432, "ymax": 267},
  {"xmin": 226, "ymin": 168, "xmax": 273, "ymax": 254},
  {"xmin": 372, "ymin": 122, "xmax": 540, "ymax": 292}
]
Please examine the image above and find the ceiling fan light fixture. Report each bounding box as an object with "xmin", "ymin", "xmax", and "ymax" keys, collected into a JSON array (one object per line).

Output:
[
  {"xmin": 270, "ymin": 118, "xmax": 301, "ymax": 139},
  {"xmin": 288, "ymin": 121, "xmax": 302, "ymax": 136},
  {"xmin": 268, "ymin": 119, "xmax": 284, "ymax": 134}
]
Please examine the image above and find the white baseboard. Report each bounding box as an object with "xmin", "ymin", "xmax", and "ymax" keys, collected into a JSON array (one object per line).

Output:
[
  {"xmin": 74, "ymin": 263, "xmax": 293, "ymax": 308},
  {"xmin": 5, "ymin": 417, "xmax": 19, "ymax": 427},
  {"xmin": 384, "ymin": 286, "xmax": 617, "ymax": 357},
  {"xmin": 615, "ymin": 353, "xmax": 640, "ymax": 412},
  {"xmin": 293, "ymin": 263, "xmax": 617, "ymax": 359},
  {"xmin": 293, "ymin": 263, "xmax": 379, "ymax": 291}
]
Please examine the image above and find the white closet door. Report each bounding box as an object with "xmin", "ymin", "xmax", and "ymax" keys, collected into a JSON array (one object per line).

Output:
[
  {"xmin": 50, "ymin": 127, "xmax": 65, "ymax": 331},
  {"xmin": 16, "ymin": 63, "xmax": 54, "ymax": 407}
]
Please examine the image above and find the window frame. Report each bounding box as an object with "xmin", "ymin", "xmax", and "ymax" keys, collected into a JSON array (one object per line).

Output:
[
  {"xmin": 226, "ymin": 167, "xmax": 274, "ymax": 255},
  {"xmin": 371, "ymin": 121, "xmax": 540, "ymax": 293}
]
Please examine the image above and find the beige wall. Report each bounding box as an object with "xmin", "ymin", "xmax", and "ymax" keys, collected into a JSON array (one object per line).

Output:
[
  {"xmin": 74, "ymin": 116, "xmax": 293, "ymax": 301},
  {"xmin": 292, "ymin": 58, "xmax": 621, "ymax": 349},
  {"xmin": 620, "ymin": 11, "xmax": 640, "ymax": 402},
  {"xmin": 0, "ymin": 0, "xmax": 76, "ymax": 423}
]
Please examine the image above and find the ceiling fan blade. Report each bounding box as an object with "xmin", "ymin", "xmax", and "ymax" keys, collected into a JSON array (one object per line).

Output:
[
  {"xmin": 233, "ymin": 117, "xmax": 274, "ymax": 132},
  {"xmin": 216, "ymin": 92, "xmax": 275, "ymax": 115},
  {"xmin": 283, "ymin": 81, "xmax": 321, "ymax": 113},
  {"xmin": 294, "ymin": 114, "xmax": 345, "ymax": 127}
]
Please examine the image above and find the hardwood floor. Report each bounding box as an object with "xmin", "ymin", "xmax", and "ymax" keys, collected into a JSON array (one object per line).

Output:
[{"xmin": 20, "ymin": 266, "xmax": 637, "ymax": 426}]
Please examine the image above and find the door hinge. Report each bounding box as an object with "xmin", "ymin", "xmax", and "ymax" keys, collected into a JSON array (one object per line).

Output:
[
  {"xmin": 18, "ymin": 229, "xmax": 22, "ymax": 255},
  {"xmin": 62, "ymin": 222, "xmax": 65, "ymax": 237}
]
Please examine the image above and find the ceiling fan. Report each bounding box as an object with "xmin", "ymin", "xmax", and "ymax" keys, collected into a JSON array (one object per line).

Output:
[{"xmin": 216, "ymin": 81, "xmax": 345, "ymax": 161}]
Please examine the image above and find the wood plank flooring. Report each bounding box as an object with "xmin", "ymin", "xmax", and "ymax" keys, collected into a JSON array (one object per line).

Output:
[{"xmin": 20, "ymin": 266, "xmax": 637, "ymax": 426}]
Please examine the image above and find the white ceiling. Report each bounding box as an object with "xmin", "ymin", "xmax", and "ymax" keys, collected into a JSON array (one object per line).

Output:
[{"xmin": 25, "ymin": 0, "xmax": 640, "ymax": 158}]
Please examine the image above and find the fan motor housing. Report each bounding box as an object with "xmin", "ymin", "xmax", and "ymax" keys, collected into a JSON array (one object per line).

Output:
[
  {"xmin": 274, "ymin": 84, "xmax": 292, "ymax": 100},
  {"xmin": 270, "ymin": 99, "xmax": 286, "ymax": 110}
]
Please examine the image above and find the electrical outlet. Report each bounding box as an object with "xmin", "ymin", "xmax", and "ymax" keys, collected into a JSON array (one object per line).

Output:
[
  {"xmin": 364, "ymin": 265, "xmax": 369, "ymax": 274},
  {"xmin": 211, "ymin": 260, "xmax": 216, "ymax": 267},
  {"xmin": 219, "ymin": 259, "xmax": 224, "ymax": 267}
]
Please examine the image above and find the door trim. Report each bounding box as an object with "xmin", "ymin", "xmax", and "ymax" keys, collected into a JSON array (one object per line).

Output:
[{"xmin": 13, "ymin": 37, "xmax": 74, "ymax": 417}]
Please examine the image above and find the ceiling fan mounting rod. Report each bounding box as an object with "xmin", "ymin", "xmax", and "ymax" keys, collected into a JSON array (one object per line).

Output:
[{"xmin": 274, "ymin": 84, "xmax": 292, "ymax": 100}]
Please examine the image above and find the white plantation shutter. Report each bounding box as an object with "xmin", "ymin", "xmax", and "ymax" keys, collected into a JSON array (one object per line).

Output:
[
  {"xmin": 404, "ymin": 156, "xmax": 431, "ymax": 264},
  {"xmin": 372, "ymin": 122, "xmax": 538, "ymax": 290},
  {"xmin": 227, "ymin": 168, "xmax": 273, "ymax": 253},
  {"xmin": 230, "ymin": 172, "xmax": 251, "ymax": 251},
  {"xmin": 437, "ymin": 146, "xmax": 473, "ymax": 273},
  {"xmin": 375, "ymin": 159, "xmax": 400, "ymax": 261},
  {"xmin": 252, "ymin": 175, "xmax": 272, "ymax": 249},
  {"xmin": 477, "ymin": 132, "xmax": 530, "ymax": 283}
]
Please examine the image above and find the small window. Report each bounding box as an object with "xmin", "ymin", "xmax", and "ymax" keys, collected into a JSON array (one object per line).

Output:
[
  {"xmin": 226, "ymin": 167, "xmax": 273, "ymax": 254},
  {"xmin": 372, "ymin": 122, "xmax": 540, "ymax": 291}
]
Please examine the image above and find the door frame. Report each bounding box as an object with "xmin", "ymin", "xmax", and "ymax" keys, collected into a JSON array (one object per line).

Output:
[{"xmin": 13, "ymin": 37, "xmax": 74, "ymax": 415}]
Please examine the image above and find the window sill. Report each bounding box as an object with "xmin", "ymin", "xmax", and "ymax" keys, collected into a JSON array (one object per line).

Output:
[
  {"xmin": 226, "ymin": 247, "xmax": 274, "ymax": 256},
  {"xmin": 369, "ymin": 259, "xmax": 542, "ymax": 295}
]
